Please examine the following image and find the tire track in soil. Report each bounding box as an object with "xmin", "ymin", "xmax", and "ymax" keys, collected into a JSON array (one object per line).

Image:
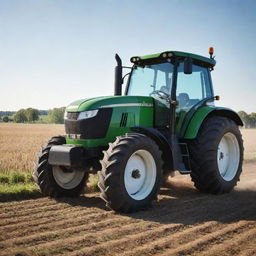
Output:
[
  {"xmin": 152, "ymin": 221, "xmax": 255, "ymax": 256},
  {"xmin": 0, "ymin": 191, "xmax": 230, "ymax": 246},
  {"xmin": 0, "ymin": 210, "xmax": 113, "ymax": 241},
  {"xmin": 1, "ymin": 199, "xmax": 210, "ymax": 253},
  {"xmin": 0, "ymin": 211, "xmax": 117, "ymax": 243},
  {"xmin": 57, "ymin": 198, "xmax": 255, "ymax": 255},
  {"xmin": 2, "ymin": 198, "xmax": 224, "ymax": 256},
  {"xmin": 0, "ymin": 202, "xmax": 106, "ymax": 227},
  {"xmin": 116, "ymin": 208, "xmax": 255, "ymax": 256},
  {"xmin": 1, "ymin": 194, "xmax": 254, "ymax": 256},
  {"xmin": 0, "ymin": 193, "xmax": 210, "ymax": 239},
  {"xmin": 0, "ymin": 197, "xmax": 58, "ymax": 213},
  {"xmin": 199, "ymin": 226, "xmax": 256, "ymax": 256},
  {"xmin": 0, "ymin": 213, "xmax": 145, "ymax": 248},
  {"xmin": 239, "ymin": 248, "xmax": 256, "ymax": 256},
  {"xmin": 1, "ymin": 220, "xmax": 165, "ymax": 256},
  {"xmin": 24, "ymin": 203, "xmax": 248, "ymax": 255},
  {"xmin": 62, "ymin": 221, "xmax": 217, "ymax": 256},
  {"xmin": 0, "ymin": 193, "xmax": 103, "ymax": 213},
  {"xmin": 0, "ymin": 202, "xmax": 72, "ymax": 220}
]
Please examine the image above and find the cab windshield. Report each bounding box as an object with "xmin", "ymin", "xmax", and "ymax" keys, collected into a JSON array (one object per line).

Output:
[{"xmin": 126, "ymin": 63, "xmax": 174, "ymax": 97}]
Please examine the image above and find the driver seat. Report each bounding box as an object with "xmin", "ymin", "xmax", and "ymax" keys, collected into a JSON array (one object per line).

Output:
[{"xmin": 177, "ymin": 93, "xmax": 190, "ymax": 108}]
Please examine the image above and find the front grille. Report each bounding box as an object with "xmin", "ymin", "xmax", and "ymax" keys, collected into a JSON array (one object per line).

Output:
[
  {"xmin": 67, "ymin": 112, "xmax": 80, "ymax": 120},
  {"xmin": 65, "ymin": 108, "xmax": 113, "ymax": 139}
]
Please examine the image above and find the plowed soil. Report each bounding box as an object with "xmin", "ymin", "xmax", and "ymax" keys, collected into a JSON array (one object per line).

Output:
[{"xmin": 1, "ymin": 160, "xmax": 255, "ymax": 256}]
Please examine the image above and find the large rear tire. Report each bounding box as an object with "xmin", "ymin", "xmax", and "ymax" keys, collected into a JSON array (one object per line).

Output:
[
  {"xmin": 98, "ymin": 133, "xmax": 163, "ymax": 213},
  {"xmin": 33, "ymin": 136, "xmax": 88, "ymax": 197},
  {"xmin": 188, "ymin": 116, "xmax": 243, "ymax": 194}
]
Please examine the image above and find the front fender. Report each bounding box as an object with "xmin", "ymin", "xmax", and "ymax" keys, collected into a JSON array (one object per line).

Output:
[
  {"xmin": 182, "ymin": 106, "xmax": 243, "ymax": 139},
  {"xmin": 131, "ymin": 126, "xmax": 174, "ymax": 172}
]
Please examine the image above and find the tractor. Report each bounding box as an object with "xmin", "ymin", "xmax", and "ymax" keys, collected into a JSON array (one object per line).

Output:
[{"xmin": 34, "ymin": 48, "xmax": 244, "ymax": 213}]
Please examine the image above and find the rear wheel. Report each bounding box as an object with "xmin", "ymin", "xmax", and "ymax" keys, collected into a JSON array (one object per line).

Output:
[
  {"xmin": 188, "ymin": 116, "xmax": 243, "ymax": 194},
  {"xmin": 33, "ymin": 136, "xmax": 88, "ymax": 197},
  {"xmin": 98, "ymin": 133, "xmax": 163, "ymax": 213}
]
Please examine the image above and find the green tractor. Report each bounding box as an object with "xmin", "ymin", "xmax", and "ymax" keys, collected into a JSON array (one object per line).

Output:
[{"xmin": 34, "ymin": 48, "xmax": 243, "ymax": 213}]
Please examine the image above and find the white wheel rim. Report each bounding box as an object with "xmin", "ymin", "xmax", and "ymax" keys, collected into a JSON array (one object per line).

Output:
[
  {"xmin": 52, "ymin": 166, "xmax": 84, "ymax": 189},
  {"xmin": 124, "ymin": 149, "xmax": 157, "ymax": 200},
  {"xmin": 217, "ymin": 132, "xmax": 240, "ymax": 181}
]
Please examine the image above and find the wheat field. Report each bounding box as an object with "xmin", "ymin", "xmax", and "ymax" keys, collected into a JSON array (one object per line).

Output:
[{"xmin": 0, "ymin": 123, "xmax": 64, "ymax": 173}]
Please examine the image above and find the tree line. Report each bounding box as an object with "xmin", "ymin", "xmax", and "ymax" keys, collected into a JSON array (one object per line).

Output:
[
  {"xmin": 1, "ymin": 108, "xmax": 255, "ymax": 127},
  {"xmin": 0, "ymin": 107, "xmax": 65, "ymax": 124},
  {"xmin": 237, "ymin": 111, "xmax": 256, "ymax": 128}
]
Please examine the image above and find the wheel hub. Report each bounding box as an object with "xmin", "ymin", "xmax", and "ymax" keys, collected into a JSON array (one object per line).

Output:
[
  {"xmin": 124, "ymin": 150, "xmax": 157, "ymax": 200},
  {"xmin": 131, "ymin": 169, "xmax": 141, "ymax": 179},
  {"xmin": 52, "ymin": 166, "xmax": 84, "ymax": 189}
]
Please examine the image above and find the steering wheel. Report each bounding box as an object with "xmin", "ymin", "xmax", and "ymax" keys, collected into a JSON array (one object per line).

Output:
[{"xmin": 149, "ymin": 90, "xmax": 170, "ymax": 99}]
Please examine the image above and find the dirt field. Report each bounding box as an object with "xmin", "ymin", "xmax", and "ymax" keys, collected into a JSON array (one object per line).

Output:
[
  {"xmin": 0, "ymin": 124, "xmax": 256, "ymax": 256},
  {"xmin": 0, "ymin": 161, "xmax": 255, "ymax": 256}
]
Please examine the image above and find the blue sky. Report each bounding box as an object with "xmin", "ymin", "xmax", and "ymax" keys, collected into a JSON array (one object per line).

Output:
[{"xmin": 0, "ymin": 0, "xmax": 255, "ymax": 112}]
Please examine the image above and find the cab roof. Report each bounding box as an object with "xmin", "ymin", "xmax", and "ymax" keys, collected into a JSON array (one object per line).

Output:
[{"xmin": 130, "ymin": 51, "xmax": 216, "ymax": 68}]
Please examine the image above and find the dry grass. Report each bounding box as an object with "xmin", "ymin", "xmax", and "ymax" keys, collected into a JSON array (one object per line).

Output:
[
  {"xmin": 0, "ymin": 123, "xmax": 64, "ymax": 173},
  {"xmin": 240, "ymin": 129, "xmax": 256, "ymax": 161},
  {"xmin": 0, "ymin": 123, "xmax": 255, "ymax": 174}
]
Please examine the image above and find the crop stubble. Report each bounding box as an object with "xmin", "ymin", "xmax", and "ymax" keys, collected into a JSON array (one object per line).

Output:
[
  {"xmin": 0, "ymin": 124, "xmax": 255, "ymax": 255},
  {"xmin": 0, "ymin": 123, "xmax": 64, "ymax": 173}
]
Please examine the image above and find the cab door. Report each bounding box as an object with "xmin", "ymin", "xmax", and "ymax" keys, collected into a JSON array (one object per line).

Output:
[{"xmin": 175, "ymin": 62, "xmax": 214, "ymax": 135}]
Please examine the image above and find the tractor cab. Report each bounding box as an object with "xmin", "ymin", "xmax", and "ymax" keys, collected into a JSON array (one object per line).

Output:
[{"xmin": 124, "ymin": 52, "xmax": 215, "ymax": 135}]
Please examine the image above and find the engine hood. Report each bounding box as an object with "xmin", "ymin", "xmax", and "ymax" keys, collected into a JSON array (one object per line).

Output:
[{"xmin": 65, "ymin": 96, "xmax": 154, "ymax": 112}]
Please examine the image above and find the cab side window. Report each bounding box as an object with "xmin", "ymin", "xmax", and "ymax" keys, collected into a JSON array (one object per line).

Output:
[{"xmin": 176, "ymin": 63, "xmax": 213, "ymax": 109}]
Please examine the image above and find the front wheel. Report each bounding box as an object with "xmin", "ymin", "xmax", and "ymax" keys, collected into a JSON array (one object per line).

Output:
[
  {"xmin": 188, "ymin": 116, "xmax": 243, "ymax": 194},
  {"xmin": 98, "ymin": 133, "xmax": 163, "ymax": 213},
  {"xmin": 33, "ymin": 136, "xmax": 88, "ymax": 197}
]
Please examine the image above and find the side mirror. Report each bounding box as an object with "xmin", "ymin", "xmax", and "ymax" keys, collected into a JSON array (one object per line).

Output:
[{"xmin": 184, "ymin": 58, "xmax": 193, "ymax": 75}]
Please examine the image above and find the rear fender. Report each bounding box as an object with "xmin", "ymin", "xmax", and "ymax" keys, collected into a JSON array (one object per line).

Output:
[{"xmin": 183, "ymin": 106, "xmax": 243, "ymax": 139}]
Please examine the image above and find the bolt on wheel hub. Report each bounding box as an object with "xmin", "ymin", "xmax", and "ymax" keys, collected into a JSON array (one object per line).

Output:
[{"xmin": 131, "ymin": 169, "xmax": 141, "ymax": 179}]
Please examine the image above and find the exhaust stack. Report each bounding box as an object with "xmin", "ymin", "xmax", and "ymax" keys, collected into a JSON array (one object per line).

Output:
[{"xmin": 114, "ymin": 54, "xmax": 123, "ymax": 96}]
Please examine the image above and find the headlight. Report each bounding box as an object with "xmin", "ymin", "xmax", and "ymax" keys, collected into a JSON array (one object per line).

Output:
[{"xmin": 77, "ymin": 110, "xmax": 98, "ymax": 120}]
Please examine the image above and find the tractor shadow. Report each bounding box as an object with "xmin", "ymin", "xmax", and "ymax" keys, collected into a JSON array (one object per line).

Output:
[
  {"xmin": 55, "ymin": 194, "xmax": 107, "ymax": 210},
  {"xmin": 57, "ymin": 178, "xmax": 256, "ymax": 226},
  {"xmin": 128, "ymin": 180, "xmax": 256, "ymax": 225}
]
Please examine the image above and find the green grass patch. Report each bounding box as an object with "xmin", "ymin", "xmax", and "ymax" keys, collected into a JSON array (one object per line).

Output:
[
  {"xmin": 0, "ymin": 171, "xmax": 40, "ymax": 201},
  {"xmin": 86, "ymin": 174, "xmax": 100, "ymax": 192},
  {"xmin": 0, "ymin": 174, "xmax": 9, "ymax": 184},
  {"xmin": 0, "ymin": 171, "xmax": 100, "ymax": 202},
  {"xmin": 0, "ymin": 183, "xmax": 40, "ymax": 202},
  {"xmin": 0, "ymin": 171, "xmax": 34, "ymax": 185}
]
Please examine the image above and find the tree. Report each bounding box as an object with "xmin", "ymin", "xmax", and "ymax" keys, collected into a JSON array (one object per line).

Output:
[
  {"xmin": 14, "ymin": 109, "xmax": 28, "ymax": 123},
  {"xmin": 238, "ymin": 111, "xmax": 250, "ymax": 128},
  {"xmin": 2, "ymin": 116, "xmax": 9, "ymax": 122},
  {"xmin": 48, "ymin": 107, "xmax": 65, "ymax": 124},
  {"xmin": 249, "ymin": 113, "xmax": 256, "ymax": 128},
  {"xmin": 25, "ymin": 108, "xmax": 39, "ymax": 122}
]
